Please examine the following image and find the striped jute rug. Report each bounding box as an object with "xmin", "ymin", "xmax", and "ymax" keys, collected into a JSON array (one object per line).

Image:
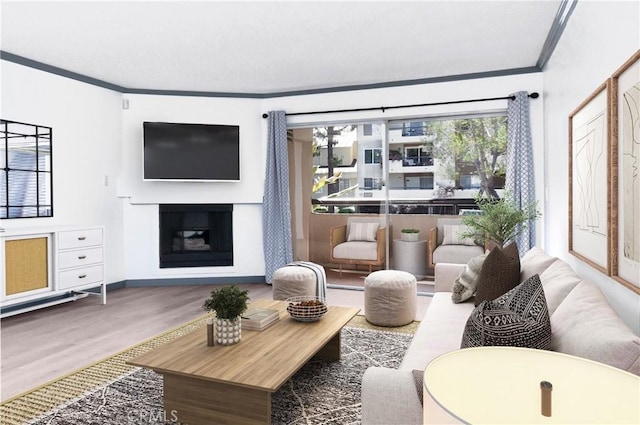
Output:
[{"xmin": 0, "ymin": 314, "xmax": 418, "ymax": 425}]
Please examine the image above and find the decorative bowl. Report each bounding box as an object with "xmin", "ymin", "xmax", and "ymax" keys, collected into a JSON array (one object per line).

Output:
[{"xmin": 285, "ymin": 296, "xmax": 328, "ymax": 322}]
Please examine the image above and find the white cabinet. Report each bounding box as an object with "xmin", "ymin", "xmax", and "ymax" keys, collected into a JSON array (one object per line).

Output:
[{"xmin": 0, "ymin": 226, "xmax": 106, "ymax": 317}]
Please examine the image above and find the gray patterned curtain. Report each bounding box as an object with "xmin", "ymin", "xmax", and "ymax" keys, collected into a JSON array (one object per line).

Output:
[
  {"xmin": 262, "ymin": 111, "xmax": 293, "ymax": 283},
  {"xmin": 506, "ymin": 91, "xmax": 535, "ymax": 254}
]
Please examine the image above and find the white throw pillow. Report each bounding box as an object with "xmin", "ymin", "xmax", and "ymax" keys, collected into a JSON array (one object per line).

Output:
[
  {"xmin": 442, "ymin": 224, "xmax": 476, "ymax": 246},
  {"xmin": 347, "ymin": 222, "xmax": 379, "ymax": 242},
  {"xmin": 451, "ymin": 252, "xmax": 489, "ymax": 303}
]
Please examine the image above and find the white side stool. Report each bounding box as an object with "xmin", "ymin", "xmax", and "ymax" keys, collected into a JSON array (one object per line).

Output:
[
  {"xmin": 272, "ymin": 265, "xmax": 317, "ymax": 300},
  {"xmin": 364, "ymin": 269, "xmax": 417, "ymax": 326}
]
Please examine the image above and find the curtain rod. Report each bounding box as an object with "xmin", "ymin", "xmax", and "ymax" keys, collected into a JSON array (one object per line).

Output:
[{"xmin": 262, "ymin": 92, "xmax": 539, "ymax": 118}]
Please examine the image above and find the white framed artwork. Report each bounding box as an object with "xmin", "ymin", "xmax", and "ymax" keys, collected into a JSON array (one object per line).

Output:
[
  {"xmin": 568, "ymin": 80, "xmax": 611, "ymax": 274},
  {"xmin": 610, "ymin": 50, "xmax": 640, "ymax": 294}
]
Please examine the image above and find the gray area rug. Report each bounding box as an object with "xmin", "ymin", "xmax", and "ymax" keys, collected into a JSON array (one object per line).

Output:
[{"xmin": 30, "ymin": 327, "xmax": 413, "ymax": 425}]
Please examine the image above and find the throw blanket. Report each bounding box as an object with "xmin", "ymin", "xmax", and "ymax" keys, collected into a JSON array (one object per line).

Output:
[{"xmin": 287, "ymin": 261, "xmax": 327, "ymax": 301}]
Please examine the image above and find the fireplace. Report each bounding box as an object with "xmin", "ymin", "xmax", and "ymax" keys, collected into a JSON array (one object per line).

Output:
[{"xmin": 159, "ymin": 204, "xmax": 233, "ymax": 268}]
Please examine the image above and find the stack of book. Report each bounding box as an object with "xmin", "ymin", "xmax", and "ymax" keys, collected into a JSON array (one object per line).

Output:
[{"xmin": 241, "ymin": 308, "xmax": 280, "ymax": 331}]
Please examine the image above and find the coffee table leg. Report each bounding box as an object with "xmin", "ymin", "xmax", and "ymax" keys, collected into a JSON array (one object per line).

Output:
[
  {"xmin": 314, "ymin": 330, "xmax": 341, "ymax": 362},
  {"xmin": 163, "ymin": 373, "xmax": 271, "ymax": 425}
]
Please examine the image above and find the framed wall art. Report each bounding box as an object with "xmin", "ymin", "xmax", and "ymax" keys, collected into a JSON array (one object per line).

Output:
[
  {"xmin": 568, "ymin": 80, "xmax": 611, "ymax": 275},
  {"xmin": 610, "ymin": 50, "xmax": 640, "ymax": 294}
]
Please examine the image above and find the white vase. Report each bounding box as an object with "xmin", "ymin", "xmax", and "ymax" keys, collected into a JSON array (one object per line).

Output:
[
  {"xmin": 216, "ymin": 317, "xmax": 242, "ymax": 345},
  {"xmin": 401, "ymin": 232, "xmax": 419, "ymax": 242}
]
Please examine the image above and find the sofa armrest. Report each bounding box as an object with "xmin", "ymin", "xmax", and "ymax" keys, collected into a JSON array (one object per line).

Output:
[
  {"xmin": 434, "ymin": 263, "xmax": 465, "ymax": 292},
  {"xmin": 361, "ymin": 367, "xmax": 423, "ymax": 425}
]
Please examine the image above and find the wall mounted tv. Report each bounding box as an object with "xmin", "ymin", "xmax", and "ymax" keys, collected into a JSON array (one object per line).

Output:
[{"xmin": 143, "ymin": 121, "xmax": 240, "ymax": 181}]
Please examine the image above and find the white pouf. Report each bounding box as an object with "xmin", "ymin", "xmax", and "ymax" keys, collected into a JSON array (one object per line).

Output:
[
  {"xmin": 272, "ymin": 266, "xmax": 317, "ymax": 300},
  {"xmin": 364, "ymin": 270, "xmax": 417, "ymax": 326}
]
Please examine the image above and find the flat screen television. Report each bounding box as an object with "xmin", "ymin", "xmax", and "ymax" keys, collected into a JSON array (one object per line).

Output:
[{"xmin": 143, "ymin": 122, "xmax": 240, "ymax": 181}]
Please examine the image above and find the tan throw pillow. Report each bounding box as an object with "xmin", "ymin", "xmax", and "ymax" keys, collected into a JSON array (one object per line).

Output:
[
  {"xmin": 474, "ymin": 242, "xmax": 520, "ymax": 306},
  {"xmin": 451, "ymin": 252, "xmax": 489, "ymax": 303},
  {"xmin": 461, "ymin": 274, "xmax": 552, "ymax": 350},
  {"xmin": 442, "ymin": 224, "xmax": 476, "ymax": 246},
  {"xmin": 347, "ymin": 222, "xmax": 379, "ymax": 242}
]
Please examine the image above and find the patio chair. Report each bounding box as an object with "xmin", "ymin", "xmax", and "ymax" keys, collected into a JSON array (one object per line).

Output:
[
  {"xmin": 427, "ymin": 218, "xmax": 486, "ymax": 268},
  {"xmin": 329, "ymin": 217, "xmax": 387, "ymax": 277}
]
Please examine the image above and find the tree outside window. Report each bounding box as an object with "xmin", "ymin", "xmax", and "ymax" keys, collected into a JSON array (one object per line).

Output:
[{"xmin": 427, "ymin": 116, "xmax": 507, "ymax": 198}]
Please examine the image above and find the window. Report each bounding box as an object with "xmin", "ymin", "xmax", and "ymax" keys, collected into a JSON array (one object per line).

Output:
[
  {"xmin": 307, "ymin": 113, "xmax": 507, "ymax": 214},
  {"xmin": 426, "ymin": 115, "xmax": 507, "ymax": 197},
  {"xmin": 364, "ymin": 148, "xmax": 382, "ymax": 164},
  {"xmin": 403, "ymin": 146, "xmax": 433, "ymax": 166},
  {"xmin": 1, "ymin": 120, "xmax": 53, "ymax": 219},
  {"xmin": 363, "ymin": 177, "xmax": 383, "ymax": 190},
  {"xmin": 402, "ymin": 121, "xmax": 425, "ymax": 136}
]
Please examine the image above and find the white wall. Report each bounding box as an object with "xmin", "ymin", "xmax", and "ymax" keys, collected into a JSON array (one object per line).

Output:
[
  {"xmin": 119, "ymin": 94, "xmax": 265, "ymax": 279},
  {"xmin": 1, "ymin": 61, "xmax": 126, "ymax": 285},
  {"xmin": 543, "ymin": 1, "xmax": 640, "ymax": 333},
  {"xmin": 119, "ymin": 74, "xmax": 544, "ymax": 280}
]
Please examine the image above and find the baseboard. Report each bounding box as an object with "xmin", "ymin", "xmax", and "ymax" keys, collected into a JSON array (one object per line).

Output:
[{"xmin": 124, "ymin": 276, "xmax": 266, "ymax": 287}]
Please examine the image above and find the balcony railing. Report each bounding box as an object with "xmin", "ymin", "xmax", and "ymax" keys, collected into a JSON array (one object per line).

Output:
[
  {"xmin": 402, "ymin": 156, "xmax": 434, "ymax": 166},
  {"xmin": 312, "ymin": 197, "xmax": 479, "ymax": 215}
]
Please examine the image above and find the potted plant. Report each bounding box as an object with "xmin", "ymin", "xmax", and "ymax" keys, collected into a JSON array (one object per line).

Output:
[
  {"xmin": 203, "ymin": 285, "xmax": 249, "ymax": 345},
  {"xmin": 459, "ymin": 193, "xmax": 541, "ymax": 248},
  {"xmin": 401, "ymin": 228, "xmax": 420, "ymax": 242}
]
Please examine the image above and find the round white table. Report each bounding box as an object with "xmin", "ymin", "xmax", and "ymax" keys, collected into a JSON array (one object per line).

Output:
[{"xmin": 423, "ymin": 346, "xmax": 640, "ymax": 424}]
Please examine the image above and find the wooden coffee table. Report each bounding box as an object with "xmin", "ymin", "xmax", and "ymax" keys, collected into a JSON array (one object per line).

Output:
[{"xmin": 128, "ymin": 299, "xmax": 359, "ymax": 425}]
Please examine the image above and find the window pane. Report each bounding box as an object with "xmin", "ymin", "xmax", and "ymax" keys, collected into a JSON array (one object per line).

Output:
[
  {"xmin": 373, "ymin": 149, "xmax": 381, "ymax": 164},
  {"xmin": 1, "ymin": 120, "xmax": 53, "ymax": 219},
  {"xmin": 364, "ymin": 149, "xmax": 373, "ymax": 164},
  {"xmin": 9, "ymin": 150, "xmax": 37, "ymax": 171},
  {"xmin": 390, "ymin": 115, "xmax": 507, "ymax": 200}
]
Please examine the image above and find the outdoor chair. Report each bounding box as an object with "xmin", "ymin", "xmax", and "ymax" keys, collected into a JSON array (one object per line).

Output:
[
  {"xmin": 427, "ymin": 217, "xmax": 486, "ymax": 268},
  {"xmin": 329, "ymin": 217, "xmax": 387, "ymax": 277}
]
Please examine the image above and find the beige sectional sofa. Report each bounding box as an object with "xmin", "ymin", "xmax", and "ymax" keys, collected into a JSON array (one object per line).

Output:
[{"xmin": 361, "ymin": 247, "xmax": 640, "ymax": 425}]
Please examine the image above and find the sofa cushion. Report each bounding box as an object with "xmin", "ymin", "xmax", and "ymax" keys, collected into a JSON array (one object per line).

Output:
[
  {"xmin": 551, "ymin": 281, "xmax": 640, "ymax": 375},
  {"xmin": 442, "ymin": 224, "xmax": 476, "ymax": 246},
  {"xmin": 538, "ymin": 258, "xmax": 582, "ymax": 315},
  {"xmin": 347, "ymin": 222, "xmax": 379, "ymax": 241},
  {"xmin": 451, "ymin": 252, "xmax": 489, "ymax": 303},
  {"xmin": 401, "ymin": 292, "xmax": 475, "ymax": 371},
  {"xmin": 461, "ymin": 274, "xmax": 552, "ymax": 350},
  {"xmin": 474, "ymin": 243, "xmax": 520, "ymax": 306},
  {"xmin": 520, "ymin": 246, "xmax": 557, "ymax": 282}
]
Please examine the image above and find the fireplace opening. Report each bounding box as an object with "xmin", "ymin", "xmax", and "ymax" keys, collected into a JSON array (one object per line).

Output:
[{"xmin": 159, "ymin": 204, "xmax": 233, "ymax": 268}]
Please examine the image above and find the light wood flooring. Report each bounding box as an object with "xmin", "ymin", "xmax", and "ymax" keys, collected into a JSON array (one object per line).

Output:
[{"xmin": 0, "ymin": 281, "xmax": 432, "ymax": 401}]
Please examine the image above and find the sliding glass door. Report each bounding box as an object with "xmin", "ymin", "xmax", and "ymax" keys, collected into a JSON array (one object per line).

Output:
[{"xmin": 288, "ymin": 112, "xmax": 508, "ymax": 287}]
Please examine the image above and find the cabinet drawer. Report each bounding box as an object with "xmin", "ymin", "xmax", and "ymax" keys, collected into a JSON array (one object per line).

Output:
[
  {"xmin": 58, "ymin": 265, "xmax": 104, "ymax": 290},
  {"xmin": 58, "ymin": 229, "xmax": 103, "ymax": 250},
  {"xmin": 58, "ymin": 247, "xmax": 103, "ymax": 269}
]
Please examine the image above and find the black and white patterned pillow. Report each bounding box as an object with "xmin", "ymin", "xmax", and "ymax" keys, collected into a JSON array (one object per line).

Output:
[{"xmin": 460, "ymin": 274, "xmax": 551, "ymax": 350}]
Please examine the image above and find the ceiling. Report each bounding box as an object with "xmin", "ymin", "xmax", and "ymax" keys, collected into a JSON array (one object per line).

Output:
[{"xmin": 1, "ymin": 1, "xmax": 564, "ymax": 96}]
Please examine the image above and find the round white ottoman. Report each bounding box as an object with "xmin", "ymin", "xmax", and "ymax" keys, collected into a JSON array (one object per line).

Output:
[
  {"xmin": 364, "ymin": 270, "xmax": 417, "ymax": 326},
  {"xmin": 272, "ymin": 266, "xmax": 317, "ymax": 300}
]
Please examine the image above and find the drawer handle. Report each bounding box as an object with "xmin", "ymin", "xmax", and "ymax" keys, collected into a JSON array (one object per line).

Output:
[
  {"xmin": 78, "ymin": 236, "xmax": 87, "ymax": 241},
  {"xmin": 78, "ymin": 255, "xmax": 87, "ymax": 260},
  {"xmin": 78, "ymin": 274, "xmax": 87, "ymax": 279}
]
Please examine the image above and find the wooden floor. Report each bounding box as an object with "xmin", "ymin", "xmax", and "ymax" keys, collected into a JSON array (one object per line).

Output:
[{"xmin": 0, "ymin": 282, "xmax": 432, "ymax": 401}]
